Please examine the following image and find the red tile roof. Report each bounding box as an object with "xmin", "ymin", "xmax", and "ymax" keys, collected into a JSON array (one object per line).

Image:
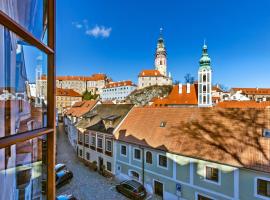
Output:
[
  {"xmin": 41, "ymin": 74, "xmax": 107, "ymax": 81},
  {"xmin": 104, "ymin": 80, "xmax": 135, "ymax": 88},
  {"xmin": 56, "ymin": 88, "xmax": 82, "ymax": 97},
  {"xmin": 115, "ymin": 107, "xmax": 270, "ymax": 173},
  {"xmin": 65, "ymin": 100, "xmax": 98, "ymax": 117},
  {"xmin": 151, "ymin": 84, "xmax": 198, "ymax": 106},
  {"xmin": 232, "ymin": 88, "xmax": 270, "ymax": 95},
  {"xmin": 139, "ymin": 70, "xmax": 163, "ymax": 77},
  {"xmin": 217, "ymin": 101, "xmax": 270, "ymax": 108}
]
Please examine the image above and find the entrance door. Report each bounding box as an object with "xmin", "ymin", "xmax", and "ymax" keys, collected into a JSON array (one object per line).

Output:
[
  {"xmin": 154, "ymin": 180, "xmax": 163, "ymax": 198},
  {"xmin": 98, "ymin": 157, "xmax": 103, "ymax": 170}
]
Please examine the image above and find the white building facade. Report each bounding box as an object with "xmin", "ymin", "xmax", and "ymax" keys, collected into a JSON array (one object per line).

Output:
[{"xmin": 101, "ymin": 81, "xmax": 136, "ymax": 101}]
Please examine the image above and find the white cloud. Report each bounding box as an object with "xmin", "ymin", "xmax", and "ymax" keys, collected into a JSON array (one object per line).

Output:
[
  {"xmin": 85, "ymin": 25, "xmax": 112, "ymax": 38},
  {"xmin": 72, "ymin": 20, "xmax": 112, "ymax": 38},
  {"xmin": 72, "ymin": 22, "xmax": 83, "ymax": 29}
]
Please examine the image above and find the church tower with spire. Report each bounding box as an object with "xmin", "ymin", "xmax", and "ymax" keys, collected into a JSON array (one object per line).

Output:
[
  {"xmin": 155, "ymin": 28, "xmax": 167, "ymax": 76},
  {"xmin": 198, "ymin": 41, "xmax": 212, "ymax": 107}
]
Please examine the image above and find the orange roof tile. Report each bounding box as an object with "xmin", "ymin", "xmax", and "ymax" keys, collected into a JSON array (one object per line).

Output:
[
  {"xmin": 56, "ymin": 88, "xmax": 82, "ymax": 97},
  {"xmin": 104, "ymin": 80, "xmax": 135, "ymax": 88},
  {"xmin": 139, "ymin": 70, "xmax": 163, "ymax": 77},
  {"xmin": 115, "ymin": 107, "xmax": 270, "ymax": 173},
  {"xmin": 217, "ymin": 101, "xmax": 270, "ymax": 108},
  {"xmin": 232, "ymin": 88, "xmax": 270, "ymax": 95},
  {"xmin": 41, "ymin": 74, "xmax": 107, "ymax": 81},
  {"xmin": 65, "ymin": 100, "xmax": 98, "ymax": 117},
  {"xmin": 151, "ymin": 84, "xmax": 198, "ymax": 106}
]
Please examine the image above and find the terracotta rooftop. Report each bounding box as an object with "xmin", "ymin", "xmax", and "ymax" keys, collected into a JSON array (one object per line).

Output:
[
  {"xmin": 139, "ymin": 70, "xmax": 163, "ymax": 77},
  {"xmin": 56, "ymin": 88, "xmax": 82, "ymax": 97},
  {"xmin": 41, "ymin": 73, "xmax": 107, "ymax": 81},
  {"xmin": 217, "ymin": 101, "xmax": 270, "ymax": 108},
  {"xmin": 65, "ymin": 100, "xmax": 98, "ymax": 117},
  {"xmin": 151, "ymin": 84, "xmax": 198, "ymax": 106},
  {"xmin": 212, "ymin": 85, "xmax": 224, "ymax": 92},
  {"xmin": 104, "ymin": 80, "xmax": 135, "ymax": 88},
  {"xmin": 231, "ymin": 88, "xmax": 270, "ymax": 95},
  {"xmin": 114, "ymin": 107, "xmax": 270, "ymax": 173}
]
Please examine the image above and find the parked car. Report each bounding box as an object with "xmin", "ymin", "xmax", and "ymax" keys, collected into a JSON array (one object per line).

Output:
[
  {"xmin": 56, "ymin": 194, "xmax": 77, "ymax": 200},
  {"xmin": 56, "ymin": 170, "xmax": 73, "ymax": 188},
  {"xmin": 55, "ymin": 163, "xmax": 66, "ymax": 173},
  {"xmin": 116, "ymin": 180, "xmax": 147, "ymax": 200}
]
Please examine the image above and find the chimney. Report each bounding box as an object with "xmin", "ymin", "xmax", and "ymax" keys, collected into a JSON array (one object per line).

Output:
[
  {"xmin": 178, "ymin": 83, "xmax": 182, "ymax": 94},
  {"xmin": 187, "ymin": 83, "xmax": 190, "ymax": 94}
]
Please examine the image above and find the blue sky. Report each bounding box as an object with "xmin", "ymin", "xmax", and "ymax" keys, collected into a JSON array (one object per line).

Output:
[{"xmin": 56, "ymin": 0, "xmax": 270, "ymax": 88}]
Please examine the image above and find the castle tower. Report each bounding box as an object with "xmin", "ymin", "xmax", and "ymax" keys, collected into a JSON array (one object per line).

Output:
[
  {"xmin": 155, "ymin": 28, "xmax": 167, "ymax": 76},
  {"xmin": 198, "ymin": 41, "xmax": 212, "ymax": 107}
]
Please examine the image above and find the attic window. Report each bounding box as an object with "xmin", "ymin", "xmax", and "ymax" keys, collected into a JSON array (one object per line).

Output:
[
  {"xmin": 263, "ymin": 129, "xmax": 270, "ymax": 138},
  {"xmin": 160, "ymin": 121, "xmax": 167, "ymax": 127}
]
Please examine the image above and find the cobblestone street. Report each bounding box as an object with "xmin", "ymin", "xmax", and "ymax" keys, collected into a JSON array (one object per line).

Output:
[{"xmin": 56, "ymin": 123, "xmax": 127, "ymax": 200}]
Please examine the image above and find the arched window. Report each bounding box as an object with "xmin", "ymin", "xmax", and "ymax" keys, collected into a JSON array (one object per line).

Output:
[
  {"xmin": 160, "ymin": 60, "xmax": 162, "ymax": 65},
  {"xmin": 129, "ymin": 170, "xmax": 140, "ymax": 181},
  {"xmin": 203, "ymin": 74, "xmax": 207, "ymax": 82},
  {"xmin": 203, "ymin": 96, "xmax": 207, "ymax": 104},
  {"xmin": 146, "ymin": 151, "xmax": 152, "ymax": 164},
  {"xmin": 203, "ymin": 85, "xmax": 207, "ymax": 92}
]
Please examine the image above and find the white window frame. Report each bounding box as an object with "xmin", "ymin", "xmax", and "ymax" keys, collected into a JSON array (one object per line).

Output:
[
  {"xmin": 120, "ymin": 144, "xmax": 127, "ymax": 157},
  {"xmin": 195, "ymin": 192, "xmax": 216, "ymax": 200},
  {"xmin": 91, "ymin": 135, "xmax": 96, "ymax": 147},
  {"xmin": 254, "ymin": 177, "xmax": 270, "ymax": 200},
  {"xmin": 157, "ymin": 153, "xmax": 168, "ymax": 169},
  {"xmin": 133, "ymin": 148, "xmax": 142, "ymax": 162},
  {"xmin": 97, "ymin": 137, "xmax": 103, "ymax": 149},
  {"xmin": 106, "ymin": 161, "xmax": 112, "ymax": 172},
  {"xmin": 203, "ymin": 165, "xmax": 221, "ymax": 185},
  {"xmin": 106, "ymin": 139, "xmax": 112, "ymax": 152}
]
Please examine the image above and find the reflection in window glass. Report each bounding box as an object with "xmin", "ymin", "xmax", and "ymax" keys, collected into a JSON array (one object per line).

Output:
[
  {"xmin": 0, "ymin": 135, "xmax": 47, "ymax": 200},
  {"xmin": 0, "ymin": 26, "xmax": 48, "ymax": 138},
  {"xmin": 0, "ymin": 0, "xmax": 48, "ymax": 43}
]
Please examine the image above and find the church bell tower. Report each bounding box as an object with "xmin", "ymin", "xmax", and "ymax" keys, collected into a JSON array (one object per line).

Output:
[
  {"xmin": 155, "ymin": 28, "xmax": 167, "ymax": 76},
  {"xmin": 198, "ymin": 41, "xmax": 212, "ymax": 107}
]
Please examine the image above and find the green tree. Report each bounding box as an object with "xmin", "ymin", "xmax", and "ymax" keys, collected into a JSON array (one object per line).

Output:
[{"xmin": 82, "ymin": 90, "xmax": 99, "ymax": 100}]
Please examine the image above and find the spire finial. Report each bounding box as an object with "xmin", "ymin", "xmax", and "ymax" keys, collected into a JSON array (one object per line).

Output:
[{"xmin": 204, "ymin": 39, "xmax": 206, "ymax": 46}]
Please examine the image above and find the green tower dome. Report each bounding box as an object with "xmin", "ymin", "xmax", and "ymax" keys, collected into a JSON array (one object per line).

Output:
[{"xmin": 199, "ymin": 42, "xmax": 211, "ymax": 71}]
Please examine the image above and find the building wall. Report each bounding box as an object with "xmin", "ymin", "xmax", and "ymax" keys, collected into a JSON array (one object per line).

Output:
[
  {"xmin": 56, "ymin": 96, "xmax": 82, "ymax": 114},
  {"xmin": 101, "ymin": 85, "xmax": 136, "ymax": 101},
  {"xmin": 138, "ymin": 76, "xmax": 172, "ymax": 89},
  {"xmin": 115, "ymin": 141, "xmax": 270, "ymax": 200}
]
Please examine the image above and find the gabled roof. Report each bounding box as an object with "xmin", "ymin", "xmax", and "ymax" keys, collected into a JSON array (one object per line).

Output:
[
  {"xmin": 139, "ymin": 70, "xmax": 163, "ymax": 77},
  {"xmin": 151, "ymin": 84, "xmax": 198, "ymax": 106},
  {"xmin": 114, "ymin": 107, "xmax": 270, "ymax": 173},
  {"xmin": 56, "ymin": 88, "xmax": 82, "ymax": 97},
  {"xmin": 42, "ymin": 73, "xmax": 107, "ymax": 81},
  {"xmin": 65, "ymin": 100, "xmax": 98, "ymax": 117},
  {"xmin": 231, "ymin": 88, "xmax": 270, "ymax": 95},
  {"xmin": 76, "ymin": 104, "xmax": 133, "ymax": 134}
]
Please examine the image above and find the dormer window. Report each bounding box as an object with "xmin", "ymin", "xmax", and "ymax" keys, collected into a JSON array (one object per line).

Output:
[
  {"xmin": 160, "ymin": 121, "xmax": 166, "ymax": 127},
  {"xmin": 263, "ymin": 129, "xmax": 270, "ymax": 138}
]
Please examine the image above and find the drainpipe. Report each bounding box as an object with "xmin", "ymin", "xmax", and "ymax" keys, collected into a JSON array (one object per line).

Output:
[{"xmin": 141, "ymin": 146, "xmax": 145, "ymax": 186}]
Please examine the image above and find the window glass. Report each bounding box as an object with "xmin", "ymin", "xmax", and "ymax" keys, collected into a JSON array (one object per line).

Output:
[
  {"xmin": 0, "ymin": 135, "xmax": 47, "ymax": 199},
  {"xmin": 158, "ymin": 155, "xmax": 167, "ymax": 167},
  {"xmin": 146, "ymin": 151, "xmax": 152, "ymax": 164},
  {"xmin": 0, "ymin": 0, "xmax": 48, "ymax": 44},
  {"xmin": 205, "ymin": 166, "xmax": 219, "ymax": 182},
  {"xmin": 97, "ymin": 138, "xmax": 103, "ymax": 148},
  {"xmin": 134, "ymin": 149, "xmax": 141, "ymax": 160},
  {"xmin": 257, "ymin": 179, "xmax": 270, "ymax": 197},
  {"xmin": 91, "ymin": 136, "xmax": 96, "ymax": 146},
  {"xmin": 0, "ymin": 26, "xmax": 48, "ymax": 139},
  {"xmin": 107, "ymin": 162, "xmax": 111, "ymax": 172},
  {"xmin": 106, "ymin": 140, "xmax": 112, "ymax": 152},
  {"xmin": 121, "ymin": 145, "xmax": 127, "ymax": 155}
]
